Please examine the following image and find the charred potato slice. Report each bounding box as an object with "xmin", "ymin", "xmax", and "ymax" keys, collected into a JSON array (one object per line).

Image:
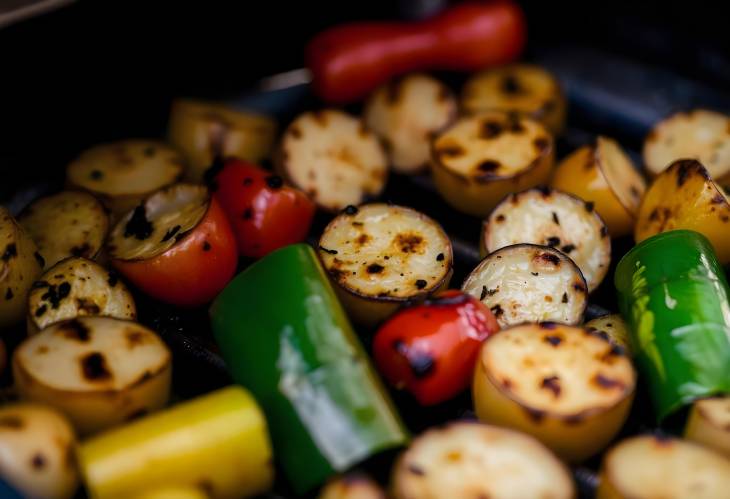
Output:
[
  {"xmin": 319, "ymin": 474, "xmax": 385, "ymax": 499},
  {"xmin": 27, "ymin": 257, "xmax": 136, "ymax": 334},
  {"xmin": 643, "ymin": 109, "xmax": 730, "ymax": 182},
  {"xmin": 552, "ymin": 137, "xmax": 646, "ymax": 237},
  {"xmin": 431, "ymin": 111, "xmax": 554, "ymax": 217},
  {"xmin": 685, "ymin": 396, "xmax": 730, "ymax": 458},
  {"xmin": 482, "ymin": 187, "xmax": 610, "ymax": 292},
  {"xmin": 66, "ymin": 140, "xmax": 184, "ymax": 216},
  {"xmin": 0, "ymin": 404, "xmax": 78, "ymax": 499},
  {"xmin": 461, "ymin": 64, "xmax": 567, "ymax": 135},
  {"xmin": 635, "ymin": 159, "xmax": 730, "ymax": 263},
  {"xmin": 392, "ymin": 422, "xmax": 574, "ymax": 499},
  {"xmin": 598, "ymin": 435, "xmax": 730, "ymax": 499},
  {"xmin": 473, "ymin": 323, "xmax": 636, "ymax": 462},
  {"xmin": 0, "ymin": 208, "xmax": 44, "ymax": 329},
  {"xmin": 462, "ymin": 244, "xmax": 587, "ymax": 328},
  {"xmin": 364, "ymin": 74, "xmax": 457, "ymax": 174},
  {"xmin": 18, "ymin": 191, "xmax": 109, "ymax": 269},
  {"xmin": 13, "ymin": 317, "xmax": 171, "ymax": 436},
  {"xmin": 318, "ymin": 203, "xmax": 452, "ymax": 325},
  {"xmin": 583, "ymin": 314, "xmax": 631, "ymax": 355},
  {"xmin": 278, "ymin": 110, "xmax": 388, "ymax": 211},
  {"xmin": 168, "ymin": 98, "xmax": 277, "ymax": 183}
]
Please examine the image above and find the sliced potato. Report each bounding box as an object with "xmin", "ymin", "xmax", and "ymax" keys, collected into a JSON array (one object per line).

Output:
[
  {"xmin": 18, "ymin": 191, "xmax": 109, "ymax": 269},
  {"xmin": 318, "ymin": 203, "xmax": 452, "ymax": 325},
  {"xmin": 552, "ymin": 137, "xmax": 646, "ymax": 237},
  {"xmin": 13, "ymin": 317, "xmax": 171, "ymax": 435},
  {"xmin": 643, "ymin": 109, "xmax": 730, "ymax": 182},
  {"xmin": 685, "ymin": 396, "xmax": 730, "ymax": 458},
  {"xmin": 278, "ymin": 110, "xmax": 388, "ymax": 211},
  {"xmin": 319, "ymin": 474, "xmax": 385, "ymax": 499},
  {"xmin": 482, "ymin": 187, "xmax": 610, "ymax": 292},
  {"xmin": 635, "ymin": 159, "xmax": 730, "ymax": 263},
  {"xmin": 391, "ymin": 422, "xmax": 574, "ymax": 499},
  {"xmin": 27, "ymin": 257, "xmax": 136, "ymax": 334},
  {"xmin": 473, "ymin": 323, "xmax": 636, "ymax": 462},
  {"xmin": 0, "ymin": 403, "xmax": 78, "ymax": 499},
  {"xmin": 168, "ymin": 98, "xmax": 277, "ymax": 183},
  {"xmin": 364, "ymin": 74, "xmax": 457, "ymax": 174},
  {"xmin": 598, "ymin": 435, "xmax": 730, "ymax": 499},
  {"xmin": 66, "ymin": 140, "xmax": 184, "ymax": 216},
  {"xmin": 584, "ymin": 314, "xmax": 631, "ymax": 355},
  {"xmin": 461, "ymin": 64, "xmax": 567, "ymax": 135},
  {"xmin": 0, "ymin": 208, "xmax": 44, "ymax": 329},
  {"xmin": 137, "ymin": 488, "xmax": 209, "ymax": 499},
  {"xmin": 462, "ymin": 244, "xmax": 587, "ymax": 328},
  {"xmin": 431, "ymin": 111, "xmax": 554, "ymax": 217}
]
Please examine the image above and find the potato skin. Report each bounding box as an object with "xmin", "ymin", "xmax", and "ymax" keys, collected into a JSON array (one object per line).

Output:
[
  {"xmin": 584, "ymin": 314, "xmax": 631, "ymax": 355},
  {"xmin": 684, "ymin": 396, "xmax": 730, "ymax": 458}
]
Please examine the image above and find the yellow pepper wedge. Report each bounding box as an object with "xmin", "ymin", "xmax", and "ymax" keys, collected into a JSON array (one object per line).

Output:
[{"xmin": 77, "ymin": 386, "xmax": 273, "ymax": 499}]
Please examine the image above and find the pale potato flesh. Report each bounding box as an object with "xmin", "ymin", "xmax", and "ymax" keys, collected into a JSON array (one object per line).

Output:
[
  {"xmin": 108, "ymin": 184, "xmax": 208, "ymax": 261},
  {"xmin": 483, "ymin": 188, "xmax": 610, "ymax": 291},
  {"xmin": 596, "ymin": 136, "xmax": 646, "ymax": 216},
  {"xmin": 319, "ymin": 204, "xmax": 452, "ymax": 300},
  {"xmin": 685, "ymin": 396, "xmax": 730, "ymax": 457},
  {"xmin": 392, "ymin": 422, "xmax": 574, "ymax": 499},
  {"xmin": 462, "ymin": 244, "xmax": 587, "ymax": 327},
  {"xmin": 318, "ymin": 474, "xmax": 385, "ymax": 499}
]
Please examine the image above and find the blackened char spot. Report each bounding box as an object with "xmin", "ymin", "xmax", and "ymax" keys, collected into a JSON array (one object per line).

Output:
[
  {"xmin": 675, "ymin": 159, "xmax": 697, "ymax": 187},
  {"xmin": 35, "ymin": 304, "xmax": 47, "ymax": 317},
  {"xmin": 343, "ymin": 205, "xmax": 358, "ymax": 215},
  {"xmin": 561, "ymin": 244, "xmax": 576, "ymax": 254},
  {"xmin": 319, "ymin": 246, "xmax": 338, "ymax": 255},
  {"xmin": 490, "ymin": 304, "xmax": 504, "ymax": 317},
  {"xmin": 424, "ymin": 292, "xmax": 469, "ymax": 306},
  {"xmin": 524, "ymin": 407, "xmax": 546, "ymax": 422},
  {"xmin": 600, "ymin": 226, "xmax": 608, "ymax": 238},
  {"xmin": 124, "ymin": 205, "xmax": 153, "ymax": 240},
  {"xmin": 541, "ymin": 375, "xmax": 561, "ymax": 397},
  {"xmin": 584, "ymin": 201, "xmax": 595, "ymax": 212},
  {"xmin": 76, "ymin": 298, "xmax": 101, "ymax": 315},
  {"xmin": 533, "ymin": 137, "xmax": 550, "ymax": 152},
  {"xmin": 480, "ymin": 286, "xmax": 488, "ymax": 300},
  {"xmin": 1, "ymin": 243, "xmax": 17, "ymax": 261},
  {"xmin": 501, "ymin": 74, "xmax": 523, "ymax": 94},
  {"xmin": 41, "ymin": 282, "xmax": 72, "ymax": 309},
  {"xmin": 265, "ymin": 175, "xmax": 283, "ymax": 189},
  {"xmin": 31, "ymin": 453, "xmax": 46, "ymax": 470},
  {"xmin": 81, "ymin": 352, "xmax": 112, "ymax": 381},
  {"xmin": 561, "ymin": 292, "xmax": 568, "ymax": 303},
  {"xmin": 480, "ymin": 121, "xmax": 503, "ymax": 139},
  {"xmin": 4, "ymin": 288, "xmax": 12, "ymax": 300},
  {"xmin": 544, "ymin": 335, "xmax": 562, "ymax": 346},
  {"xmin": 436, "ymin": 253, "xmax": 445, "ymax": 261},
  {"xmin": 203, "ymin": 241, "xmax": 211, "ymax": 251},
  {"xmin": 573, "ymin": 282, "xmax": 586, "ymax": 293},
  {"xmin": 593, "ymin": 373, "xmax": 625, "ymax": 389},
  {"xmin": 394, "ymin": 340, "xmax": 435, "ymax": 378},
  {"xmin": 89, "ymin": 169, "xmax": 103, "ymax": 180},
  {"xmin": 477, "ymin": 160, "xmax": 500, "ymax": 173},
  {"xmin": 495, "ymin": 214, "xmax": 505, "ymax": 222},
  {"xmin": 536, "ymin": 185, "xmax": 551, "ymax": 197},
  {"xmin": 61, "ymin": 319, "xmax": 91, "ymax": 342},
  {"xmin": 31, "ymin": 280, "xmax": 49, "ymax": 290},
  {"xmin": 34, "ymin": 252, "xmax": 45, "ymax": 268},
  {"xmin": 161, "ymin": 225, "xmax": 181, "ymax": 242},
  {"xmin": 366, "ymin": 263, "xmax": 384, "ymax": 274},
  {"xmin": 415, "ymin": 279, "xmax": 427, "ymax": 289},
  {"xmin": 70, "ymin": 243, "xmax": 91, "ymax": 257},
  {"xmin": 546, "ymin": 236, "xmax": 561, "ymax": 247},
  {"xmin": 552, "ymin": 212, "xmax": 560, "ymax": 225},
  {"xmin": 537, "ymin": 252, "xmax": 560, "ymax": 266}
]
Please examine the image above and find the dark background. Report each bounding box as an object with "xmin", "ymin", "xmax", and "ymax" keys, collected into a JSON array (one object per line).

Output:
[{"xmin": 1, "ymin": 0, "xmax": 729, "ymax": 193}]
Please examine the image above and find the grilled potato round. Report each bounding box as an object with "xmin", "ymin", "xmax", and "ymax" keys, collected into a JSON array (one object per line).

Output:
[
  {"xmin": 168, "ymin": 98, "xmax": 277, "ymax": 183},
  {"xmin": 635, "ymin": 159, "xmax": 730, "ymax": 263},
  {"xmin": 584, "ymin": 314, "xmax": 631, "ymax": 355},
  {"xmin": 461, "ymin": 64, "xmax": 567, "ymax": 135},
  {"xmin": 552, "ymin": 137, "xmax": 646, "ymax": 237},
  {"xmin": 364, "ymin": 74, "xmax": 457, "ymax": 174},
  {"xmin": 643, "ymin": 109, "xmax": 730, "ymax": 182},
  {"xmin": 598, "ymin": 435, "xmax": 730, "ymax": 499},
  {"xmin": 685, "ymin": 396, "xmax": 730, "ymax": 458},
  {"xmin": 319, "ymin": 474, "xmax": 385, "ymax": 499},
  {"xmin": 473, "ymin": 323, "xmax": 636, "ymax": 462},
  {"xmin": 462, "ymin": 244, "xmax": 587, "ymax": 328},
  {"xmin": 278, "ymin": 110, "xmax": 388, "ymax": 211},
  {"xmin": 137, "ymin": 488, "xmax": 209, "ymax": 499},
  {"xmin": 18, "ymin": 191, "xmax": 109, "ymax": 269},
  {"xmin": 391, "ymin": 422, "xmax": 574, "ymax": 499},
  {"xmin": 13, "ymin": 317, "xmax": 171, "ymax": 436},
  {"xmin": 482, "ymin": 187, "xmax": 610, "ymax": 292},
  {"xmin": 318, "ymin": 203, "xmax": 452, "ymax": 325},
  {"xmin": 431, "ymin": 111, "xmax": 554, "ymax": 217},
  {"xmin": 27, "ymin": 257, "xmax": 136, "ymax": 334},
  {"xmin": 0, "ymin": 403, "xmax": 78, "ymax": 499},
  {"xmin": 0, "ymin": 208, "xmax": 44, "ymax": 329},
  {"xmin": 66, "ymin": 140, "xmax": 184, "ymax": 216}
]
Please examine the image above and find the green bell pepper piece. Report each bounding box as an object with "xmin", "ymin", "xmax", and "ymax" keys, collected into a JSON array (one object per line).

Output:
[
  {"xmin": 209, "ymin": 244, "xmax": 408, "ymax": 493},
  {"xmin": 615, "ymin": 230, "xmax": 730, "ymax": 421}
]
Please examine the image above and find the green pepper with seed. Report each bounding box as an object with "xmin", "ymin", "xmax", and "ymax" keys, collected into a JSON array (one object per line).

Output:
[
  {"xmin": 615, "ymin": 230, "xmax": 730, "ymax": 421},
  {"xmin": 209, "ymin": 243, "xmax": 408, "ymax": 494}
]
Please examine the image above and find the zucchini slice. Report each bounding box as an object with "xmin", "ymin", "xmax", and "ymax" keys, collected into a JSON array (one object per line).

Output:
[
  {"xmin": 364, "ymin": 74, "xmax": 457, "ymax": 174},
  {"xmin": 278, "ymin": 110, "xmax": 388, "ymax": 211},
  {"xmin": 685, "ymin": 396, "xmax": 730, "ymax": 458},
  {"xmin": 461, "ymin": 64, "xmax": 567, "ymax": 135},
  {"xmin": 27, "ymin": 257, "xmax": 136, "ymax": 334},
  {"xmin": 66, "ymin": 140, "xmax": 184, "ymax": 216},
  {"xmin": 482, "ymin": 187, "xmax": 610, "ymax": 292},
  {"xmin": 643, "ymin": 109, "xmax": 730, "ymax": 182},
  {"xmin": 598, "ymin": 435, "xmax": 730, "ymax": 499},
  {"xmin": 18, "ymin": 191, "xmax": 109, "ymax": 269},
  {"xmin": 583, "ymin": 314, "xmax": 631, "ymax": 355},
  {"xmin": 14, "ymin": 316, "xmax": 171, "ymax": 435},
  {"xmin": 318, "ymin": 203, "xmax": 452, "ymax": 325},
  {"xmin": 462, "ymin": 244, "xmax": 587, "ymax": 328},
  {"xmin": 391, "ymin": 422, "xmax": 574, "ymax": 499},
  {"xmin": 0, "ymin": 404, "xmax": 78, "ymax": 499},
  {"xmin": 473, "ymin": 323, "xmax": 636, "ymax": 462},
  {"xmin": 431, "ymin": 111, "xmax": 554, "ymax": 217}
]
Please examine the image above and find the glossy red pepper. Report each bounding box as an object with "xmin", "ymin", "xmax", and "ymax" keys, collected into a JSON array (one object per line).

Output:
[
  {"xmin": 373, "ymin": 290, "xmax": 500, "ymax": 406},
  {"xmin": 306, "ymin": 1, "xmax": 527, "ymax": 104},
  {"xmin": 213, "ymin": 159, "xmax": 316, "ymax": 258}
]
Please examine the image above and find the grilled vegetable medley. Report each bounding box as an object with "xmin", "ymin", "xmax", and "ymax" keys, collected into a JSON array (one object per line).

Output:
[{"xmin": 2, "ymin": 2, "xmax": 730, "ymax": 498}]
